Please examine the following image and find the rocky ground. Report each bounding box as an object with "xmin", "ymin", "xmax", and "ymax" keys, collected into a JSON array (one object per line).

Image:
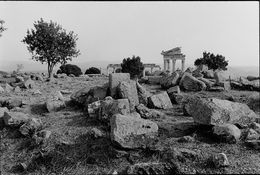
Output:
[{"xmin": 0, "ymin": 72, "xmax": 260, "ymax": 175}]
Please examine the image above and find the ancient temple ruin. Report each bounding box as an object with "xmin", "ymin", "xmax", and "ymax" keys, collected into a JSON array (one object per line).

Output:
[
  {"xmin": 107, "ymin": 63, "xmax": 161, "ymax": 77},
  {"xmin": 161, "ymin": 47, "xmax": 186, "ymax": 73}
]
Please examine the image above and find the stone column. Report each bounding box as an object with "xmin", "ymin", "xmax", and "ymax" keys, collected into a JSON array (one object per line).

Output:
[
  {"xmin": 113, "ymin": 68, "xmax": 115, "ymax": 73},
  {"xmin": 181, "ymin": 59, "xmax": 185, "ymax": 72},
  {"xmin": 172, "ymin": 59, "xmax": 176, "ymax": 73},
  {"xmin": 151, "ymin": 67, "xmax": 153, "ymax": 74},
  {"xmin": 163, "ymin": 59, "xmax": 167, "ymax": 71},
  {"xmin": 143, "ymin": 69, "xmax": 146, "ymax": 77},
  {"xmin": 167, "ymin": 60, "xmax": 170, "ymax": 71}
]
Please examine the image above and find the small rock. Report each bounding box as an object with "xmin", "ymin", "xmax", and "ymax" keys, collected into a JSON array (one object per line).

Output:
[
  {"xmin": 33, "ymin": 90, "xmax": 42, "ymax": 95},
  {"xmin": 136, "ymin": 104, "xmax": 165, "ymax": 119},
  {"xmin": 213, "ymin": 124, "xmax": 241, "ymax": 143},
  {"xmin": 211, "ymin": 153, "xmax": 229, "ymax": 168},
  {"xmin": 89, "ymin": 127, "xmax": 105, "ymax": 138},
  {"xmin": 5, "ymin": 83, "xmax": 13, "ymax": 92},
  {"xmin": 3, "ymin": 111, "xmax": 30, "ymax": 127},
  {"xmin": 245, "ymin": 129, "xmax": 260, "ymax": 140},
  {"xmin": 14, "ymin": 86, "xmax": 21, "ymax": 92},
  {"xmin": 19, "ymin": 118, "xmax": 43, "ymax": 136},
  {"xmin": 23, "ymin": 79, "xmax": 35, "ymax": 89},
  {"xmin": 5, "ymin": 98, "xmax": 23, "ymax": 109}
]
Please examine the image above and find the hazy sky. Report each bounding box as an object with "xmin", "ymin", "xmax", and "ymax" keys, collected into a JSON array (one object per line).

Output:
[{"xmin": 0, "ymin": 1, "xmax": 259, "ymax": 72}]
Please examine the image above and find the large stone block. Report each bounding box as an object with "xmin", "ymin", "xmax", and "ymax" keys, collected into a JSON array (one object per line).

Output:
[
  {"xmin": 148, "ymin": 91, "xmax": 173, "ymax": 109},
  {"xmin": 136, "ymin": 81, "xmax": 151, "ymax": 106},
  {"xmin": 185, "ymin": 95, "xmax": 258, "ymax": 126},
  {"xmin": 109, "ymin": 73, "xmax": 130, "ymax": 98},
  {"xmin": 110, "ymin": 114, "xmax": 158, "ymax": 149},
  {"xmin": 46, "ymin": 91, "xmax": 66, "ymax": 112},
  {"xmin": 117, "ymin": 81, "xmax": 139, "ymax": 112},
  {"xmin": 3, "ymin": 111, "xmax": 30, "ymax": 127},
  {"xmin": 179, "ymin": 73, "xmax": 206, "ymax": 91},
  {"xmin": 160, "ymin": 72, "xmax": 180, "ymax": 89}
]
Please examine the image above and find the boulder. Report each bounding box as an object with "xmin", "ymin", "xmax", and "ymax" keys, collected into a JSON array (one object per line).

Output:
[
  {"xmin": 202, "ymin": 69, "xmax": 214, "ymax": 79},
  {"xmin": 110, "ymin": 114, "xmax": 158, "ymax": 149},
  {"xmin": 147, "ymin": 76, "xmax": 162, "ymax": 85},
  {"xmin": 85, "ymin": 85, "xmax": 108, "ymax": 104},
  {"xmin": 5, "ymin": 98, "xmax": 23, "ymax": 109},
  {"xmin": 214, "ymin": 71, "xmax": 225, "ymax": 85},
  {"xmin": 14, "ymin": 86, "xmax": 21, "ymax": 93},
  {"xmin": 136, "ymin": 104, "xmax": 165, "ymax": 119},
  {"xmin": 70, "ymin": 86, "xmax": 91, "ymax": 105},
  {"xmin": 167, "ymin": 85, "xmax": 180, "ymax": 95},
  {"xmin": 213, "ymin": 124, "xmax": 241, "ymax": 143},
  {"xmin": 19, "ymin": 118, "xmax": 43, "ymax": 136},
  {"xmin": 136, "ymin": 81, "xmax": 151, "ymax": 106},
  {"xmin": 184, "ymin": 95, "xmax": 258, "ymax": 126},
  {"xmin": 179, "ymin": 73, "xmax": 206, "ymax": 91},
  {"xmin": 3, "ymin": 111, "xmax": 30, "ymax": 127},
  {"xmin": 0, "ymin": 107, "xmax": 9, "ymax": 127},
  {"xmin": 117, "ymin": 81, "xmax": 139, "ymax": 112},
  {"xmin": 23, "ymin": 79, "xmax": 35, "ymax": 89},
  {"xmin": 97, "ymin": 98, "xmax": 130, "ymax": 123},
  {"xmin": 211, "ymin": 153, "xmax": 229, "ymax": 168},
  {"xmin": 109, "ymin": 73, "xmax": 130, "ymax": 98},
  {"xmin": 46, "ymin": 91, "xmax": 66, "ymax": 112},
  {"xmin": 247, "ymin": 93, "xmax": 260, "ymax": 112},
  {"xmin": 5, "ymin": 83, "xmax": 13, "ymax": 92},
  {"xmin": 147, "ymin": 92, "xmax": 173, "ymax": 109},
  {"xmin": 197, "ymin": 77, "xmax": 214, "ymax": 89},
  {"xmin": 160, "ymin": 72, "xmax": 180, "ymax": 89}
]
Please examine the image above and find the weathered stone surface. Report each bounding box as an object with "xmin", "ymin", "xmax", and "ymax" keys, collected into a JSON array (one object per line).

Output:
[
  {"xmin": 147, "ymin": 76, "xmax": 162, "ymax": 85},
  {"xmin": 15, "ymin": 76, "xmax": 24, "ymax": 83},
  {"xmin": 213, "ymin": 124, "xmax": 241, "ymax": 143},
  {"xmin": 208, "ymin": 86, "xmax": 225, "ymax": 92},
  {"xmin": 136, "ymin": 104, "xmax": 165, "ymax": 119},
  {"xmin": 70, "ymin": 86, "xmax": 91, "ymax": 105},
  {"xmin": 160, "ymin": 72, "xmax": 180, "ymax": 89},
  {"xmin": 23, "ymin": 79, "xmax": 35, "ymax": 89},
  {"xmin": 124, "ymin": 162, "xmax": 179, "ymax": 175},
  {"xmin": 245, "ymin": 129, "xmax": 260, "ymax": 140},
  {"xmin": 3, "ymin": 111, "xmax": 30, "ymax": 127},
  {"xmin": 19, "ymin": 118, "xmax": 43, "ymax": 136},
  {"xmin": 136, "ymin": 81, "xmax": 151, "ymax": 106},
  {"xmin": 211, "ymin": 153, "xmax": 229, "ymax": 168},
  {"xmin": 85, "ymin": 85, "xmax": 108, "ymax": 104},
  {"xmin": 185, "ymin": 95, "xmax": 258, "ymax": 126},
  {"xmin": 117, "ymin": 81, "xmax": 139, "ymax": 112},
  {"xmin": 5, "ymin": 98, "xmax": 23, "ymax": 109},
  {"xmin": 249, "ymin": 122, "xmax": 260, "ymax": 133},
  {"xmin": 109, "ymin": 73, "xmax": 130, "ymax": 98},
  {"xmin": 88, "ymin": 127, "xmax": 105, "ymax": 138},
  {"xmin": 5, "ymin": 83, "xmax": 13, "ymax": 92},
  {"xmin": 192, "ymin": 65, "xmax": 208, "ymax": 78},
  {"xmin": 33, "ymin": 90, "xmax": 42, "ymax": 95},
  {"xmin": 147, "ymin": 92, "xmax": 173, "ymax": 109},
  {"xmin": 214, "ymin": 71, "xmax": 225, "ymax": 85},
  {"xmin": 167, "ymin": 85, "xmax": 180, "ymax": 95},
  {"xmin": 32, "ymin": 130, "xmax": 52, "ymax": 145},
  {"xmin": 97, "ymin": 98, "xmax": 130, "ymax": 123},
  {"xmin": 110, "ymin": 114, "xmax": 158, "ymax": 149},
  {"xmin": 0, "ymin": 107, "xmax": 9, "ymax": 127},
  {"xmin": 87, "ymin": 100, "xmax": 102, "ymax": 117},
  {"xmin": 14, "ymin": 86, "xmax": 21, "ymax": 93},
  {"xmin": 197, "ymin": 77, "xmax": 214, "ymax": 89},
  {"xmin": 169, "ymin": 93, "xmax": 190, "ymax": 105},
  {"xmin": 247, "ymin": 93, "xmax": 260, "ymax": 112},
  {"xmin": 179, "ymin": 73, "xmax": 206, "ymax": 91},
  {"xmin": 0, "ymin": 86, "xmax": 4, "ymax": 93},
  {"xmin": 46, "ymin": 91, "xmax": 66, "ymax": 112}
]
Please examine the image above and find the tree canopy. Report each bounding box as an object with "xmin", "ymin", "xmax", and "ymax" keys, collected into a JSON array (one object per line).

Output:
[
  {"xmin": 22, "ymin": 18, "xmax": 80, "ymax": 78},
  {"xmin": 194, "ymin": 52, "xmax": 229, "ymax": 71},
  {"xmin": 121, "ymin": 55, "xmax": 144, "ymax": 79}
]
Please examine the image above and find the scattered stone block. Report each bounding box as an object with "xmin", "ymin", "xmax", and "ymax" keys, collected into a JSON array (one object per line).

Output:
[
  {"xmin": 110, "ymin": 114, "xmax": 158, "ymax": 149},
  {"xmin": 211, "ymin": 153, "xmax": 229, "ymax": 168},
  {"xmin": 136, "ymin": 104, "xmax": 165, "ymax": 119},
  {"xmin": 46, "ymin": 91, "xmax": 66, "ymax": 112},
  {"xmin": 179, "ymin": 73, "xmax": 206, "ymax": 91},
  {"xmin": 3, "ymin": 111, "xmax": 30, "ymax": 127},
  {"xmin": 160, "ymin": 72, "xmax": 180, "ymax": 89},
  {"xmin": 213, "ymin": 124, "xmax": 241, "ymax": 143},
  {"xmin": 109, "ymin": 73, "xmax": 130, "ymax": 98},
  {"xmin": 148, "ymin": 91, "xmax": 173, "ymax": 109}
]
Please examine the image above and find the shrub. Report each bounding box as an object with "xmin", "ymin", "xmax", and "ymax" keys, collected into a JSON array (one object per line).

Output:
[
  {"xmin": 115, "ymin": 68, "xmax": 122, "ymax": 73},
  {"xmin": 57, "ymin": 64, "xmax": 82, "ymax": 77},
  {"xmin": 85, "ymin": 67, "xmax": 101, "ymax": 74},
  {"xmin": 121, "ymin": 55, "xmax": 144, "ymax": 79},
  {"xmin": 194, "ymin": 52, "xmax": 229, "ymax": 71}
]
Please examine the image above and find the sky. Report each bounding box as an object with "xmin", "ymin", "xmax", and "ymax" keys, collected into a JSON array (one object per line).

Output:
[{"xmin": 0, "ymin": 1, "xmax": 259, "ymax": 72}]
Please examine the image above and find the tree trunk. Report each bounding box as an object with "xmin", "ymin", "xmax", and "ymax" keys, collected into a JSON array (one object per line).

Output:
[{"xmin": 48, "ymin": 63, "xmax": 54, "ymax": 80}]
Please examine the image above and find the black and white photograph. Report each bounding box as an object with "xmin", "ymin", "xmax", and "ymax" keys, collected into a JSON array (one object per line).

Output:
[{"xmin": 0, "ymin": 1, "xmax": 259, "ymax": 174}]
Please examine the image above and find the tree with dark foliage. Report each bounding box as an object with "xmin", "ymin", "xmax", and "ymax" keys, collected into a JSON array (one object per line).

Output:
[
  {"xmin": 85, "ymin": 67, "xmax": 101, "ymax": 74},
  {"xmin": 22, "ymin": 18, "xmax": 80, "ymax": 78},
  {"xmin": 121, "ymin": 55, "xmax": 144, "ymax": 79},
  {"xmin": 57, "ymin": 64, "xmax": 82, "ymax": 77},
  {"xmin": 194, "ymin": 52, "xmax": 228, "ymax": 71}
]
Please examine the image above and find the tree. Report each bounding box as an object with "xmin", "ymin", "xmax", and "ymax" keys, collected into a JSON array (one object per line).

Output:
[
  {"xmin": 22, "ymin": 18, "xmax": 80, "ymax": 78},
  {"xmin": 121, "ymin": 55, "xmax": 144, "ymax": 79},
  {"xmin": 85, "ymin": 67, "xmax": 101, "ymax": 74},
  {"xmin": 0, "ymin": 19, "xmax": 7, "ymax": 37},
  {"xmin": 57, "ymin": 64, "xmax": 82, "ymax": 77},
  {"xmin": 194, "ymin": 52, "xmax": 229, "ymax": 71}
]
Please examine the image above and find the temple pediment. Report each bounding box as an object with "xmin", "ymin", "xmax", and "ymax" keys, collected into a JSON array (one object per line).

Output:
[{"xmin": 161, "ymin": 47, "xmax": 182, "ymax": 56}]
